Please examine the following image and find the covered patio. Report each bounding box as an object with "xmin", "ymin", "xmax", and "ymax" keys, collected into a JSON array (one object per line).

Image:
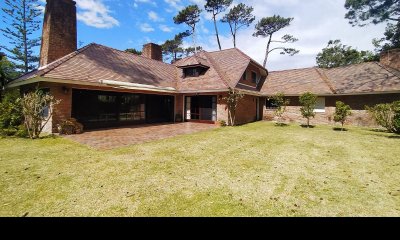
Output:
[{"xmin": 63, "ymin": 122, "xmax": 217, "ymax": 150}]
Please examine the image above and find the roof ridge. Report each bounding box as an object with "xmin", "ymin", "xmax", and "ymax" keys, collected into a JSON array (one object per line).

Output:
[
  {"xmin": 91, "ymin": 43, "xmax": 176, "ymax": 68},
  {"xmin": 232, "ymin": 47, "xmax": 268, "ymax": 72},
  {"xmin": 315, "ymin": 68, "xmax": 337, "ymax": 94},
  {"xmin": 203, "ymin": 51, "xmax": 232, "ymax": 88},
  {"xmin": 375, "ymin": 62, "xmax": 400, "ymax": 79},
  {"xmin": 269, "ymin": 66, "xmax": 318, "ymax": 73}
]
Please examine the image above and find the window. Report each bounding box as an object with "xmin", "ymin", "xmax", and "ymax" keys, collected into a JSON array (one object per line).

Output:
[
  {"xmin": 242, "ymin": 71, "xmax": 246, "ymax": 81},
  {"xmin": 251, "ymin": 71, "xmax": 257, "ymax": 83},
  {"xmin": 314, "ymin": 97, "xmax": 326, "ymax": 113},
  {"xmin": 266, "ymin": 98, "xmax": 279, "ymax": 109},
  {"xmin": 184, "ymin": 68, "xmax": 198, "ymax": 77}
]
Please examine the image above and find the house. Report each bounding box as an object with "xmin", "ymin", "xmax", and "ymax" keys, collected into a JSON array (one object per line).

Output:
[
  {"xmin": 7, "ymin": 0, "xmax": 400, "ymax": 132},
  {"xmin": 8, "ymin": 0, "xmax": 266, "ymax": 132},
  {"xmin": 261, "ymin": 52, "xmax": 400, "ymax": 126}
]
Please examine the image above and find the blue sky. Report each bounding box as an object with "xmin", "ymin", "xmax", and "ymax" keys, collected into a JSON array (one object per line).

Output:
[{"xmin": 0, "ymin": 0, "xmax": 387, "ymax": 71}]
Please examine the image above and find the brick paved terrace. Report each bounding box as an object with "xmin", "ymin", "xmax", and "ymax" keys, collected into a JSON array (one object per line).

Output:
[{"xmin": 63, "ymin": 122, "xmax": 218, "ymax": 150}]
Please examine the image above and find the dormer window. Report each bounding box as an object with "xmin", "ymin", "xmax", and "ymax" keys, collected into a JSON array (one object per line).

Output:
[
  {"xmin": 251, "ymin": 71, "xmax": 257, "ymax": 83},
  {"xmin": 182, "ymin": 66, "xmax": 208, "ymax": 78},
  {"xmin": 184, "ymin": 67, "xmax": 200, "ymax": 77}
]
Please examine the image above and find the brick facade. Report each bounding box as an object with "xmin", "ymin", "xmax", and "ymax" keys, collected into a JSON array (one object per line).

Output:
[
  {"xmin": 141, "ymin": 43, "xmax": 163, "ymax": 61},
  {"xmin": 263, "ymin": 94, "xmax": 400, "ymax": 126},
  {"xmin": 380, "ymin": 49, "xmax": 400, "ymax": 70},
  {"xmin": 39, "ymin": 0, "xmax": 77, "ymax": 67}
]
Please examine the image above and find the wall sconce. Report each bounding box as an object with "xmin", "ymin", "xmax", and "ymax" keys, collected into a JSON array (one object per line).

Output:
[{"xmin": 62, "ymin": 86, "xmax": 69, "ymax": 94}]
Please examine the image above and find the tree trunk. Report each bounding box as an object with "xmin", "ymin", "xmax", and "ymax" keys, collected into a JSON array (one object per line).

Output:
[
  {"xmin": 307, "ymin": 117, "xmax": 310, "ymax": 128},
  {"xmin": 22, "ymin": 0, "xmax": 28, "ymax": 73},
  {"xmin": 263, "ymin": 35, "xmax": 272, "ymax": 68},
  {"xmin": 213, "ymin": 14, "xmax": 222, "ymax": 50}
]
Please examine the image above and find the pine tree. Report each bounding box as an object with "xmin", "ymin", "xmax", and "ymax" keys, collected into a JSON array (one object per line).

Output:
[{"xmin": 1, "ymin": 0, "xmax": 42, "ymax": 74}]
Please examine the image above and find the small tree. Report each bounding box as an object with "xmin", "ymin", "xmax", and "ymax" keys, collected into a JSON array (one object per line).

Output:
[
  {"xmin": 19, "ymin": 89, "xmax": 60, "ymax": 139},
  {"xmin": 333, "ymin": 101, "xmax": 352, "ymax": 130},
  {"xmin": 223, "ymin": 88, "xmax": 244, "ymax": 126},
  {"xmin": 0, "ymin": 89, "xmax": 23, "ymax": 134},
  {"xmin": 299, "ymin": 92, "xmax": 317, "ymax": 128},
  {"xmin": 271, "ymin": 92, "xmax": 289, "ymax": 125}
]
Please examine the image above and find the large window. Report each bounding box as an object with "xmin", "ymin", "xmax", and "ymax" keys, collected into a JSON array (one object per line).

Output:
[
  {"xmin": 183, "ymin": 67, "xmax": 207, "ymax": 78},
  {"xmin": 72, "ymin": 89, "xmax": 174, "ymax": 129},
  {"xmin": 314, "ymin": 97, "xmax": 326, "ymax": 113},
  {"xmin": 266, "ymin": 98, "xmax": 279, "ymax": 109}
]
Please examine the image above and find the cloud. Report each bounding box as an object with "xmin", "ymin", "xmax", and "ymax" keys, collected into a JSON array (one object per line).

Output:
[
  {"xmin": 164, "ymin": 0, "xmax": 183, "ymax": 11},
  {"xmin": 148, "ymin": 11, "xmax": 164, "ymax": 22},
  {"xmin": 201, "ymin": 0, "xmax": 386, "ymax": 71},
  {"xmin": 134, "ymin": 0, "xmax": 157, "ymax": 7},
  {"xmin": 75, "ymin": 0, "xmax": 119, "ymax": 29},
  {"xmin": 159, "ymin": 25, "xmax": 173, "ymax": 32},
  {"xmin": 140, "ymin": 23, "xmax": 155, "ymax": 32}
]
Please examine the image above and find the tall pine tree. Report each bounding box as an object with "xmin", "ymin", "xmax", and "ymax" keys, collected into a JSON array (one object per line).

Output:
[{"xmin": 1, "ymin": 0, "xmax": 42, "ymax": 74}]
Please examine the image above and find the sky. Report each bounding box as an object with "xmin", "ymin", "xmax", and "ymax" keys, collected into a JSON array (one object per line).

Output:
[{"xmin": 0, "ymin": 0, "xmax": 388, "ymax": 71}]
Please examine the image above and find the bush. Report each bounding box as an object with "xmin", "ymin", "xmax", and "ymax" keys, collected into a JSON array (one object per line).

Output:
[
  {"xmin": 0, "ymin": 90, "xmax": 23, "ymax": 130},
  {"xmin": 366, "ymin": 101, "xmax": 400, "ymax": 133},
  {"xmin": 218, "ymin": 120, "xmax": 227, "ymax": 127},
  {"xmin": 57, "ymin": 118, "xmax": 83, "ymax": 135},
  {"xmin": 333, "ymin": 101, "xmax": 352, "ymax": 130}
]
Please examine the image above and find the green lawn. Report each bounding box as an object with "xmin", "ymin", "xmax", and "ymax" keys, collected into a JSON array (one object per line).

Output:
[{"xmin": 1, "ymin": 122, "xmax": 399, "ymax": 216}]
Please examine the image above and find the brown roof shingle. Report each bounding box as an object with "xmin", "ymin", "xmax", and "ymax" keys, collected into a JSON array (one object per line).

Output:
[{"xmin": 262, "ymin": 62, "xmax": 400, "ymax": 95}]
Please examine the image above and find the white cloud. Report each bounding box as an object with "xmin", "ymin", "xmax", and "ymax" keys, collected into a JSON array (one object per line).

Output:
[
  {"xmin": 148, "ymin": 11, "xmax": 164, "ymax": 22},
  {"xmin": 164, "ymin": 0, "xmax": 183, "ymax": 11},
  {"xmin": 134, "ymin": 0, "xmax": 157, "ymax": 7},
  {"xmin": 75, "ymin": 0, "xmax": 119, "ymax": 29},
  {"xmin": 159, "ymin": 25, "xmax": 173, "ymax": 32},
  {"xmin": 140, "ymin": 23, "xmax": 155, "ymax": 32}
]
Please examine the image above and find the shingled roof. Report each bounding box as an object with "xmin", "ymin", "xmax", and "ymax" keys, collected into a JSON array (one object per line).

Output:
[
  {"xmin": 261, "ymin": 62, "xmax": 400, "ymax": 96},
  {"xmin": 11, "ymin": 44, "xmax": 265, "ymax": 93},
  {"xmin": 12, "ymin": 43, "xmax": 177, "ymax": 89}
]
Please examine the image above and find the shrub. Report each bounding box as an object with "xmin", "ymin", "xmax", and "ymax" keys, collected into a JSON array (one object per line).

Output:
[
  {"xmin": 333, "ymin": 101, "xmax": 352, "ymax": 130},
  {"xmin": 57, "ymin": 118, "xmax": 83, "ymax": 135},
  {"xmin": 299, "ymin": 92, "xmax": 317, "ymax": 127},
  {"xmin": 366, "ymin": 101, "xmax": 400, "ymax": 133},
  {"xmin": 271, "ymin": 92, "xmax": 290, "ymax": 125},
  {"xmin": 223, "ymin": 88, "xmax": 244, "ymax": 126},
  {"xmin": 19, "ymin": 89, "xmax": 61, "ymax": 139},
  {"xmin": 218, "ymin": 120, "xmax": 227, "ymax": 127},
  {"xmin": 0, "ymin": 90, "xmax": 23, "ymax": 132}
]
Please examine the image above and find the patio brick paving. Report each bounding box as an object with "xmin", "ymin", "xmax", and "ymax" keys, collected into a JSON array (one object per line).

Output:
[{"xmin": 63, "ymin": 122, "xmax": 217, "ymax": 150}]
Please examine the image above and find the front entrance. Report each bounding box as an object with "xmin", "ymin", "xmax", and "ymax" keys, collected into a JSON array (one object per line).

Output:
[
  {"xmin": 72, "ymin": 89, "xmax": 174, "ymax": 129},
  {"xmin": 185, "ymin": 95, "xmax": 217, "ymax": 123}
]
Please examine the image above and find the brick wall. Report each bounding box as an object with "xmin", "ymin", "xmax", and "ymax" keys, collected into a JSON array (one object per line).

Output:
[
  {"xmin": 380, "ymin": 48, "xmax": 400, "ymax": 70},
  {"xmin": 235, "ymin": 94, "xmax": 258, "ymax": 125},
  {"xmin": 263, "ymin": 93, "xmax": 400, "ymax": 127},
  {"xmin": 142, "ymin": 43, "xmax": 163, "ymax": 62},
  {"xmin": 39, "ymin": 0, "xmax": 77, "ymax": 67}
]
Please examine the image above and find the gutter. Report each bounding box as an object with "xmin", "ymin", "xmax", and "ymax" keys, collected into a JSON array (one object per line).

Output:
[{"xmin": 98, "ymin": 80, "xmax": 177, "ymax": 93}]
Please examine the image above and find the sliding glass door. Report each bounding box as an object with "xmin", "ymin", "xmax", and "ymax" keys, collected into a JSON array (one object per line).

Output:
[{"xmin": 185, "ymin": 95, "xmax": 217, "ymax": 122}]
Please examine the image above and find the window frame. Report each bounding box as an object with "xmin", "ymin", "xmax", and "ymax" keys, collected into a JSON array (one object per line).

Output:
[{"xmin": 251, "ymin": 71, "xmax": 257, "ymax": 83}]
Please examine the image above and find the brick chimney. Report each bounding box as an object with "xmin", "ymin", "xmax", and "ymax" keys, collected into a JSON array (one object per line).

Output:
[
  {"xmin": 380, "ymin": 49, "xmax": 400, "ymax": 70},
  {"xmin": 142, "ymin": 43, "xmax": 163, "ymax": 61},
  {"xmin": 39, "ymin": 0, "xmax": 77, "ymax": 67}
]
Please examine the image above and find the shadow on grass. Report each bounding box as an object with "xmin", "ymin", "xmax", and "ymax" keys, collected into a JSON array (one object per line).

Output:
[
  {"xmin": 300, "ymin": 125, "xmax": 315, "ymax": 128},
  {"xmin": 388, "ymin": 135, "xmax": 400, "ymax": 139},
  {"xmin": 40, "ymin": 134, "xmax": 58, "ymax": 139},
  {"xmin": 333, "ymin": 127, "xmax": 348, "ymax": 132},
  {"xmin": 275, "ymin": 123, "xmax": 289, "ymax": 127}
]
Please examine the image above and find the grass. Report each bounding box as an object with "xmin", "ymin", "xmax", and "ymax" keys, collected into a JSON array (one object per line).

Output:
[{"xmin": 0, "ymin": 122, "xmax": 399, "ymax": 216}]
